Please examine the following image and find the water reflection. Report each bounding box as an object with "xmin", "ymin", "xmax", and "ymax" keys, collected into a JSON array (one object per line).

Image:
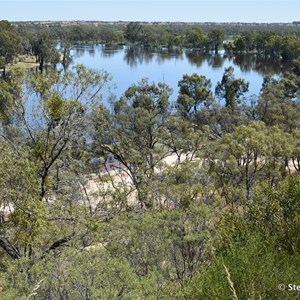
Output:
[
  {"xmin": 185, "ymin": 50, "xmax": 209, "ymax": 68},
  {"xmin": 207, "ymin": 55, "xmax": 225, "ymax": 69},
  {"xmin": 67, "ymin": 44, "xmax": 294, "ymax": 99},
  {"xmin": 88, "ymin": 47, "xmax": 96, "ymax": 57},
  {"xmin": 228, "ymin": 53, "xmax": 292, "ymax": 75},
  {"xmin": 72, "ymin": 46, "xmax": 86, "ymax": 58},
  {"xmin": 155, "ymin": 48, "xmax": 184, "ymax": 64},
  {"xmin": 71, "ymin": 44, "xmax": 291, "ymax": 76},
  {"xmin": 123, "ymin": 46, "xmax": 185, "ymax": 67},
  {"xmin": 186, "ymin": 50, "xmax": 225, "ymax": 69},
  {"xmin": 101, "ymin": 44, "xmax": 124, "ymax": 58},
  {"xmin": 124, "ymin": 46, "xmax": 154, "ymax": 67}
]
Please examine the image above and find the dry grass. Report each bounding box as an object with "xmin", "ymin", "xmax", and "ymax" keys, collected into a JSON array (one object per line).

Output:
[
  {"xmin": 223, "ymin": 263, "xmax": 239, "ymax": 300},
  {"xmin": 27, "ymin": 278, "xmax": 45, "ymax": 299}
]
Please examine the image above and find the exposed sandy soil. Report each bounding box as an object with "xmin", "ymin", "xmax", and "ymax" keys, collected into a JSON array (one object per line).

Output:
[
  {"xmin": 3, "ymin": 152, "xmax": 293, "ymax": 218},
  {"xmin": 84, "ymin": 153, "xmax": 182, "ymax": 208}
]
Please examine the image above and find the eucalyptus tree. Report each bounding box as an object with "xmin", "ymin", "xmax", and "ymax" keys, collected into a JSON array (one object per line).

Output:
[
  {"xmin": 207, "ymin": 121, "xmax": 291, "ymax": 202},
  {"xmin": 21, "ymin": 65, "xmax": 111, "ymax": 199},
  {"xmin": 186, "ymin": 28, "xmax": 208, "ymax": 50},
  {"xmin": 93, "ymin": 79, "xmax": 172, "ymax": 208},
  {"xmin": 213, "ymin": 67, "xmax": 250, "ymax": 134},
  {"xmin": 164, "ymin": 116, "xmax": 210, "ymax": 164},
  {"xmin": 281, "ymin": 35, "xmax": 300, "ymax": 61},
  {"xmin": 207, "ymin": 28, "xmax": 224, "ymax": 54},
  {"xmin": 177, "ymin": 73, "xmax": 214, "ymax": 119},
  {"xmin": 0, "ymin": 67, "xmax": 24, "ymax": 124},
  {"xmin": 215, "ymin": 66, "xmax": 249, "ymax": 113},
  {"xmin": 58, "ymin": 28, "xmax": 73, "ymax": 69},
  {"xmin": 0, "ymin": 65, "xmax": 112, "ymax": 295},
  {"xmin": 124, "ymin": 22, "xmax": 143, "ymax": 43},
  {"xmin": 0, "ymin": 21, "xmax": 22, "ymax": 77},
  {"xmin": 31, "ymin": 29, "xmax": 60, "ymax": 72},
  {"xmin": 175, "ymin": 73, "xmax": 220, "ymax": 132},
  {"xmin": 256, "ymin": 74, "xmax": 300, "ymax": 132},
  {"xmin": 100, "ymin": 27, "xmax": 124, "ymax": 45}
]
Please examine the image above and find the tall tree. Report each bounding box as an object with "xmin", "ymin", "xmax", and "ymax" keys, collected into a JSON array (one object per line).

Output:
[
  {"xmin": 207, "ymin": 28, "xmax": 224, "ymax": 54},
  {"xmin": 256, "ymin": 74, "xmax": 300, "ymax": 132},
  {"xmin": 0, "ymin": 21, "xmax": 22, "ymax": 77},
  {"xmin": 124, "ymin": 22, "xmax": 142, "ymax": 43},
  {"xmin": 31, "ymin": 29, "xmax": 60, "ymax": 72},
  {"xmin": 207, "ymin": 121, "xmax": 291, "ymax": 202},
  {"xmin": 176, "ymin": 73, "xmax": 214, "ymax": 122},
  {"xmin": 58, "ymin": 28, "xmax": 73, "ymax": 69},
  {"xmin": 0, "ymin": 64, "xmax": 111, "ymax": 267},
  {"xmin": 93, "ymin": 79, "xmax": 172, "ymax": 208},
  {"xmin": 187, "ymin": 28, "xmax": 208, "ymax": 50},
  {"xmin": 14, "ymin": 65, "xmax": 110, "ymax": 199},
  {"xmin": 215, "ymin": 66, "xmax": 249, "ymax": 112}
]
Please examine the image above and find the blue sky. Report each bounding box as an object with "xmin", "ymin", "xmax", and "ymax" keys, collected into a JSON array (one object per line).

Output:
[{"xmin": 0, "ymin": 1, "xmax": 299, "ymax": 23}]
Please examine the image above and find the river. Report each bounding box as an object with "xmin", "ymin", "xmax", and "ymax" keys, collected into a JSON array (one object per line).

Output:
[{"xmin": 69, "ymin": 44, "xmax": 290, "ymax": 104}]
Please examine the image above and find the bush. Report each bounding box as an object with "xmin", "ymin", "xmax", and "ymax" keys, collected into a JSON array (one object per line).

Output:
[{"xmin": 179, "ymin": 234, "xmax": 300, "ymax": 300}]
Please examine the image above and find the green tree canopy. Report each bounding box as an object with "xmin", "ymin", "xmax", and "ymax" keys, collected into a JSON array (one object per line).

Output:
[
  {"xmin": 215, "ymin": 66, "xmax": 249, "ymax": 112},
  {"xmin": 0, "ymin": 21, "xmax": 22, "ymax": 76}
]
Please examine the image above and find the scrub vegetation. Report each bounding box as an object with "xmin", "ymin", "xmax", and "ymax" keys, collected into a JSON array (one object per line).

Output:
[{"xmin": 0, "ymin": 20, "xmax": 300, "ymax": 299}]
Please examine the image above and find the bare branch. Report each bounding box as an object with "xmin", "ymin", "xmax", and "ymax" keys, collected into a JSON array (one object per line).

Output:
[{"xmin": 0, "ymin": 236, "xmax": 21, "ymax": 259}]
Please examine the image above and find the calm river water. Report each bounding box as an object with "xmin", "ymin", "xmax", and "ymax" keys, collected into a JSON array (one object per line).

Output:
[{"xmin": 69, "ymin": 44, "xmax": 290, "ymax": 104}]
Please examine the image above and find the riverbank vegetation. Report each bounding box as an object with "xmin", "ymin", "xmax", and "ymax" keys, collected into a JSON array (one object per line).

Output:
[
  {"xmin": 0, "ymin": 20, "xmax": 300, "ymax": 299},
  {"xmin": 2, "ymin": 20, "xmax": 300, "ymax": 75}
]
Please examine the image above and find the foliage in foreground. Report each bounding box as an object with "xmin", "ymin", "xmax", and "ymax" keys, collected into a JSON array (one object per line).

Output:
[
  {"xmin": 178, "ymin": 175, "xmax": 300, "ymax": 300},
  {"xmin": 0, "ymin": 56, "xmax": 300, "ymax": 298}
]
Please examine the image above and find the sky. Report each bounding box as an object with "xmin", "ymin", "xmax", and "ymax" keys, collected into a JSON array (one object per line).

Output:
[{"xmin": 0, "ymin": 1, "xmax": 299, "ymax": 23}]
